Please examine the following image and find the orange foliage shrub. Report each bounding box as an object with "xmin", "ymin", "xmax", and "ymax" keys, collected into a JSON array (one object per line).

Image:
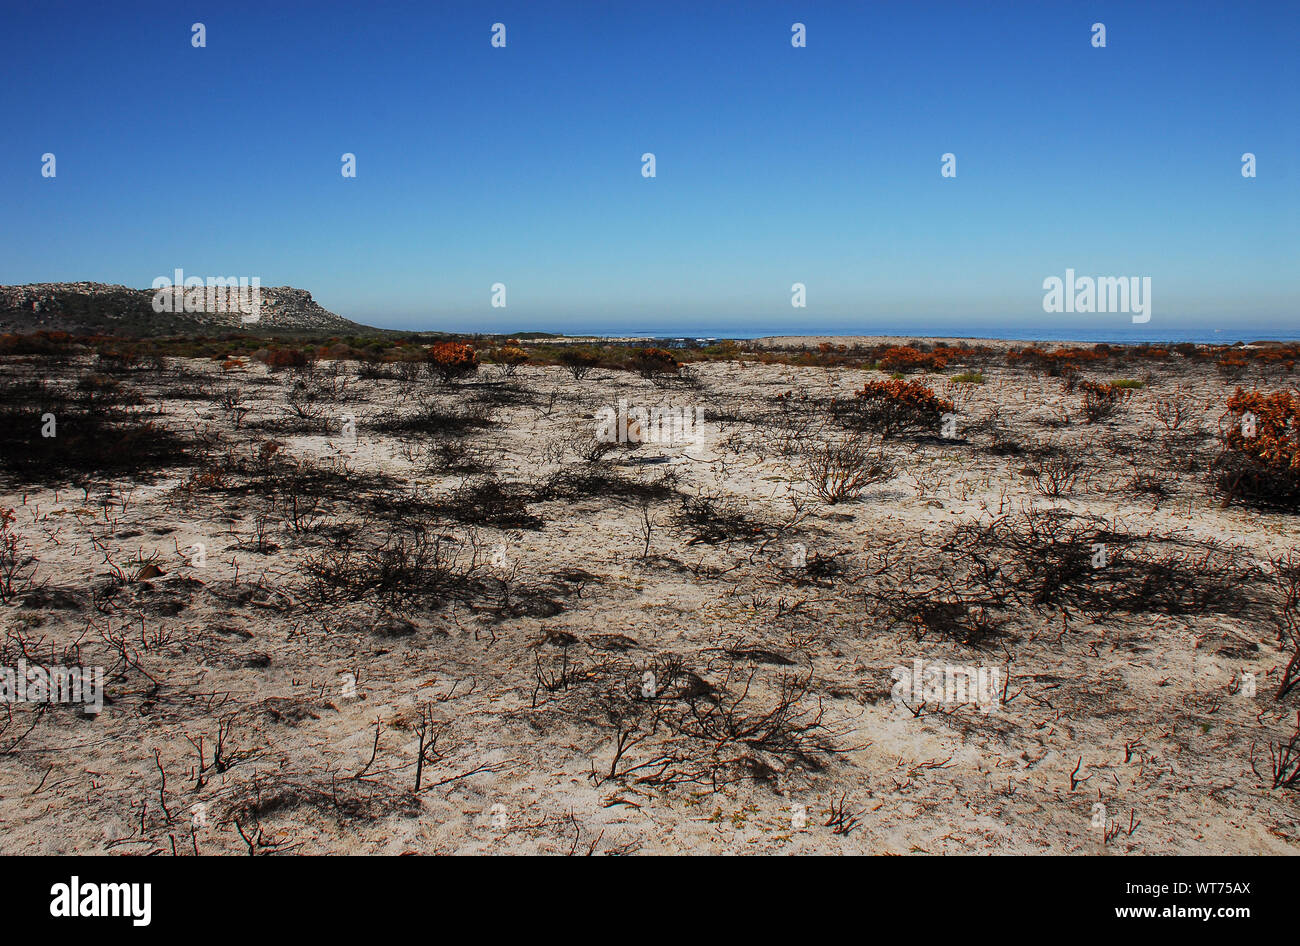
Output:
[
  {"xmin": 1215, "ymin": 387, "xmax": 1300, "ymax": 508},
  {"xmin": 426, "ymin": 342, "xmax": 479, "ymax": 383},
  {"xmin": 490, "ymin": 345, "xmax": 528, "ymax": 376},
  {"xmin": 879, "ymin": 346, "xmax": 947, "ymax": 373},
  {"xmin": 494, "ymin": 346, "xmax": 528, "ymax": 365},
  {"xmin": 834, "ymin": 379, "xmax": 954, "ymax": 438}
]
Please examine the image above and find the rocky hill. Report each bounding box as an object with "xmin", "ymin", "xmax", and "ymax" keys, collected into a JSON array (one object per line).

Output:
[{"xmin": 0, "ymin": 282, "xmax": 364, "ymax": 336}]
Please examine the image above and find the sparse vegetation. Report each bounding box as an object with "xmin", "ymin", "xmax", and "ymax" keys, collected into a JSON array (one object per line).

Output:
[
  {"xmin": 0, "ymin": 336, "xmax": 1293, "ymax": 855},
  {"xmin": 0, "ymin": 508, "xmax": 38, "ymax": 603},
  {"xmin": 1079, "ymin": 379, "xmax": 1133, "ymax": 423},
  {"xmin": 799, "ymin": 435, "xmax": 893, "ymax": 503}
]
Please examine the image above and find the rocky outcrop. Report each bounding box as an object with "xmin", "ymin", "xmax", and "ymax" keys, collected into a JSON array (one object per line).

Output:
[{"xmin": 0, "ymin": 282, "xmax": 363, "ymax": 336}]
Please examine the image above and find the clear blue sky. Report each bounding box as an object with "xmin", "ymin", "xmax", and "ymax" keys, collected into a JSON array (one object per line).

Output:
[{"xmin": 2, "ymin": 0, "xmax": 1296, "ymax": 336}]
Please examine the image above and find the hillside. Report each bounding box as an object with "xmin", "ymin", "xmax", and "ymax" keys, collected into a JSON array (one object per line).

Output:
[{"xmin": 0, "ymin": 282, "xmax": 364, "ymax": 336}]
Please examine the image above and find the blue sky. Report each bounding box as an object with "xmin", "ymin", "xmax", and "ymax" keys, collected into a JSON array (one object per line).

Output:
[{"xmin": 2, "ymin": 0, "xmax": 1296, "ymax": 336}]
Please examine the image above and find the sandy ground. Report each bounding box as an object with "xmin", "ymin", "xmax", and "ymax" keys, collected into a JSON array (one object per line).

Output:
[{"xmin": 0, "ymin": 348, "xmax": 1297, "ymax": 855}]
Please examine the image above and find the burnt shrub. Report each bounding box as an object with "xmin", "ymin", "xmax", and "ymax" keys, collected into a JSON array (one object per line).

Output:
[
  {"xmin": 1030, "ymin": 451, "xmax": 1089, "ymax": 497},
  {"xmin": 371, "ymin": 399, "xmax": 493, "ymax": 437},
  {"xmin": 1078, "ymin": 380, "xmax": 1133, "ymax": 423},
  {"xmin": 0, "ymin": 409, "xmax": 191, "ymax": 483},
  {"xmin": 674, "ymin": 493, "xmax": 773, "ymax": 545},
  {"xmin": 799, "ymin": 435, "xmax": 894, "ymax": 503},
  {"xmin": 0, "ymin": 332, "xmax": 77, "ymax": 358},
  {"xmin": 532, "ymin": 466, "xmax": 679, "ymax": 504},
  {"xmin": 435, "ymin": 476, "xmax": 544, "ymax": 529},
  {"xmin": 264, "ymin": 348, "xmax": 311, "ymax": 372},
  {"xmin": 0, "ymin": 377, "xmax": 191, "ymax": 483},
  {"xmin": 868, "ymin": 509, "xmax": 1257, "ymax": 651},
  {"xmin": 628, "ymin": 347, "xmax": 680, "ymax": 380},
  {"xmin": 557, "ymin": 347, "xmax": 601, "ymax": 381},
  {"xmin": 302, "ymin": 526, "xmax": 489, "ymax": 609},
  {"xmin": 1007, "ymin": 346, "xmax": 1107, "ymax": 377},
  {"xmin": 0, "ymin": 508, "xmax": 39, "ymax": 603}
]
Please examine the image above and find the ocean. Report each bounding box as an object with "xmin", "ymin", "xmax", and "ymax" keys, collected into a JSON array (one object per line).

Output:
[{"xmin": 615, "ymin": 327, "xmax": 1300, "ymax": 344}]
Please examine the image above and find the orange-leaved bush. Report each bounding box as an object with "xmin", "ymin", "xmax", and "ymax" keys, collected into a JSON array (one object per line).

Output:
[
  {"xmin": 1215, "ymin": 387, "xmax": 1300, "ymax": 508},
  {"xmin": 878, "ymin": 346, "xmax": 947, "ymax": 373},
  {"xmin": 833, "ymin": 379, "xmax": 954, "ymax": 438},
  {"xmin": 494, "ymin": 346, "xmax": 528, "ymax": 366},
  {"xmin": 426, "ymin": 342, "xmax": 479, "ymax": 384},
  {"xmin": 489, "ymin": 345, "xmax": 528, "ymax": 377}
]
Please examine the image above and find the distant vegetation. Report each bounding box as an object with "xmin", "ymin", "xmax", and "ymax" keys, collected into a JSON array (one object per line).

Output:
[{"xmin": 5, "ymin": 331, "xmax": 1298, "ymax": 380}]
